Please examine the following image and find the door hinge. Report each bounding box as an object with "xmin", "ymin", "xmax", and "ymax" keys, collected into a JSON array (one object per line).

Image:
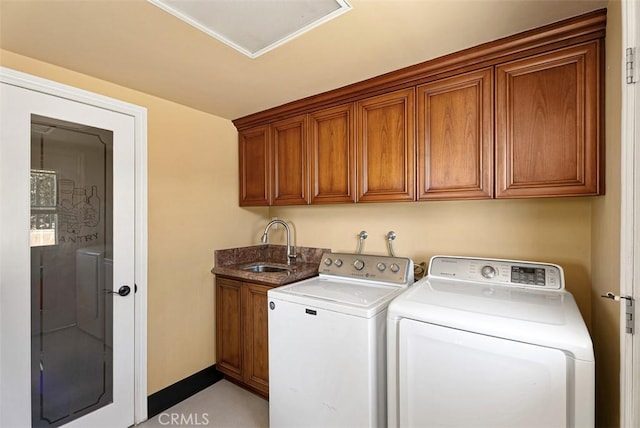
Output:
[
  {"xmin": 601, "ymin": 292, "xmax": 635, "ymax": 334},
  {"xmin": 625, "ymin": 298, "xmax": 634, "ymax": 334},
  {"xmin": 626, "ymin": 47, "xmax": 636, "ymax": 84}
]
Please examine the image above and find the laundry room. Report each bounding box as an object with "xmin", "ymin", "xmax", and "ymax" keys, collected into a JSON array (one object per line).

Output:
[{"xmin": 0, "ymin": 0, "xmax": 634, "ymax": 427}]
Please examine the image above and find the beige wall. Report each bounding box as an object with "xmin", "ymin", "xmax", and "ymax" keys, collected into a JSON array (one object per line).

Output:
[
  {"xmin": 270, "ymin": 198, "xmax": 593, "ymax": 325},
  {"xmin": 0, "ymin": 49, "xmax": 268, "ymax": 394},
  {"xmin": 591, "ymin": 1, "xmax": 622, "ymax": 427}
]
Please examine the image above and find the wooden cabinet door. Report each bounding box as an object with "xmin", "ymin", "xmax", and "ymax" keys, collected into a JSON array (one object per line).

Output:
[
  {"xmin": 215, "ymin": 278, "xmax": 243, "ymax": 380},
  {"xmin": 417, "ymin": 68, "xmax": 493, "ymax": 200},
  {"xmin": 242, "ymin": 283, "xmax": 270, "ymax": 396},
  {"xmin": 239, "ymin": 125, "xmax": 270, "ymax": 206},
  {"xmin": 271, "ymin": 114, "xmax": 309, "ymax": 205},
  {"xmin": 309, "ymin": 103, "xmax": 356, "ymax": 204},
  {"xmin": 357, "ymin": 89, "xmax": 415, "ymax": 202},
  {"xmin": 496, "ymin": 41, "xmax": 602, "ymax": 197}
]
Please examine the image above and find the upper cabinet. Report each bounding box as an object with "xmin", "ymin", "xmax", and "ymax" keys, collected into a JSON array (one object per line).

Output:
[
  {"xmin": 495, "ymin": 41, "xmax": 602, "ymax": 198},
  {"xmin": 309, "ymin": 103, "xmax": 356, "ymax": 204},
  {"xmin": 417, "ymin": 68, "xmax": 493, "ymax": 200},
  {"xmin": 239, "ymin": 125, "xmax": 270, "ymax": 206},
  {"xmin": 233, "ymin": 9, "xmax": 606, "ymax": 206},
  {"xmin": 357, "ymin": 89, "xmax": 415, "ymax": 202},
  {"xmin": 271, "ymin": 115, "xmax": 309, "ymax": 205}
]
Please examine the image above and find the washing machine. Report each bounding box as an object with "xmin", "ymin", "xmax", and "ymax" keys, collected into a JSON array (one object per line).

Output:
[
  {"xmin": 387, "ymin": 255, "xmax": 594, "ymax": 428},
  {"xmin": 268, "ymin": 252, "xmax": 414, "ymax": 428}
]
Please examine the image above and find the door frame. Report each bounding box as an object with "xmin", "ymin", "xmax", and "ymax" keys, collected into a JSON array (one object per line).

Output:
[
  {"xmin": 0, "ymin": 66, "xmax": 149, "ymax": 424},
  {"xmin": 620, "ymin": 0, "xmax": 639, "ymax": 426}
]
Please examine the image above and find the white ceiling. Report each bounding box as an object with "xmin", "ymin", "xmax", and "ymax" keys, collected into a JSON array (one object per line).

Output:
[{"xmin": 0, "ymin": 0, "xmax": 608, "ymax": 120}]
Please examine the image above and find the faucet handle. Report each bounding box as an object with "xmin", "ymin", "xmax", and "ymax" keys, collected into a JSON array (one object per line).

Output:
[
  {"xmin": 286, "ymin": 250, "xmax": 297, "ymax": 265},
  {"xmin": 356, "ymin": 230, "xmax": 368, "ymax": 254}
]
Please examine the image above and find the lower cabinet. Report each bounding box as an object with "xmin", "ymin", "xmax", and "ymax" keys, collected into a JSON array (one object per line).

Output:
[{"xmin": 215, "ymin": 277, "xmax": 271, "ymax": 397}]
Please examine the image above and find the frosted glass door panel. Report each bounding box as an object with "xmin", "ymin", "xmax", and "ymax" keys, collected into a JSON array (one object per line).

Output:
[{"xmin": 30, "ymin": 115, "xmax": 114, "ymax": 427}]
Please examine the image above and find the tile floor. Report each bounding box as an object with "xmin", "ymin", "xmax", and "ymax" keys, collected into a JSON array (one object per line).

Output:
[{"xmin": 139, "ymin": 380, "xmax": 268, "ymax": 428}]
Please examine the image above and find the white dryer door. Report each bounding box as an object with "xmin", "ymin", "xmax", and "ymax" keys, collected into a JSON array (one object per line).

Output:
[{"xmin": 398, "ymin": 319, "xmax": 568, "ymax": 428}]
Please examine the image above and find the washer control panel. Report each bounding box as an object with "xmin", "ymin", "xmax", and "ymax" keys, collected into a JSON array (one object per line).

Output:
[
  {"xmin": 319, "ymin": 252, "xmax": 414, "ymax": 285},
  {"xmin": 428, "ymin": 256, "xmax": 564, "ymax": 290}
]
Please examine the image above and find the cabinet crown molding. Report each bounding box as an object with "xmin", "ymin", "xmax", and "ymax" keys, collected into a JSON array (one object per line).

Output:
[{"xmin": 232, "ymin": 8, "xmax": 606, "ymax": 130}]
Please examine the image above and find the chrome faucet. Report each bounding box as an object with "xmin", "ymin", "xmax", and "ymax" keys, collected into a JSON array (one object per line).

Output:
[{"xmin": 261, "ymin": 219, "xmax": 296, "ymax": 265}]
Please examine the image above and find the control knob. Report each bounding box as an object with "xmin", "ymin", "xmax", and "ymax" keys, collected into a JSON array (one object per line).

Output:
[
  {"xmin": 324, "ymin": 258, "xmax": 332, "ymax": 266},
  {"xmin": 376, "ymin": 262, "xmax": 386, "ymax": 272},
  {"xmin": 481, "ymin": 265, "xmax": 496, "ymax": 279},
  {"xmin": 353, "ymin": 259, "xmax": 365, "ymax": 271},
  {"xmin": 390, "ymin": 263, "xmax": 400, "ymax": 273},
  {"xmin": 334, "ymin": 259, "xmax": 343, "ymax": 267}
]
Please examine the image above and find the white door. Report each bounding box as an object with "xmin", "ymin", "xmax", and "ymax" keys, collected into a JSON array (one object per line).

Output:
[
  {"xmin": 621, "ymin": 0, "xmax": 640, "ymax": 426},
  {"xmin": 0, "ymin": 81, "xmax": 135, "ymax": 427}
]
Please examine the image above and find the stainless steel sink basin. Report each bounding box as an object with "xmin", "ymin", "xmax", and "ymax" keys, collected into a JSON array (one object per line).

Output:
[{"xmin": 243, "ymin": 264, "xmax": 291, "ymax": 273}]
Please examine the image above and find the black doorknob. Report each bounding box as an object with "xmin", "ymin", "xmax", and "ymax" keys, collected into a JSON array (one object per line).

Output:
[
  {"xmin": 117, "ymin": 285, "xmax": 131, "ymax": 296},
  {"xmin": 106, "ymin": 285, "xmax": 131, "ymax": 296}
]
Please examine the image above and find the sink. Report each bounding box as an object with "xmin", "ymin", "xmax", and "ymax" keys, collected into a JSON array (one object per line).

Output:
[{"xmin": 243, "ymin": 264, "xmax": 291, "ymax": 273}]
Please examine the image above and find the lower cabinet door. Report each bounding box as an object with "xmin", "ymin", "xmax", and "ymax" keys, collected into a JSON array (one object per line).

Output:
[
  {"xmin": 243, "ymin": 283, "xmax": 270, "ymax": 395},
  {"xmin": 215, "ymin": 278, "xmax": 243, "ymax": 379}
]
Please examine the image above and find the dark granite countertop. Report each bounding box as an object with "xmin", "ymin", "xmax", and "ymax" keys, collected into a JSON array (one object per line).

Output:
[{"xmin": 212, "ymin": 244, "xmax": 330, "ymax": 286}]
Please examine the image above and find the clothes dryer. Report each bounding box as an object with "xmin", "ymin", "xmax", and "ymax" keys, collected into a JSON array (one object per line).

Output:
[{"xmin": 387, "ymin": 256, "xmax": 594, "ymax": 428}]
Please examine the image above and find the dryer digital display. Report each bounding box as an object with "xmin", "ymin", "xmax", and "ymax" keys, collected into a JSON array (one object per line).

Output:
[{"xmin": 511, "ymin": 266, "xmax": 546, "ymax": 286}]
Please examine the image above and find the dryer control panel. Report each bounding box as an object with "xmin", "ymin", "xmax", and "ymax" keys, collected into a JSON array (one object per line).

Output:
[{"xmin": 428, "ymin": 256, "xmax": 564, "ymax": 290}]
